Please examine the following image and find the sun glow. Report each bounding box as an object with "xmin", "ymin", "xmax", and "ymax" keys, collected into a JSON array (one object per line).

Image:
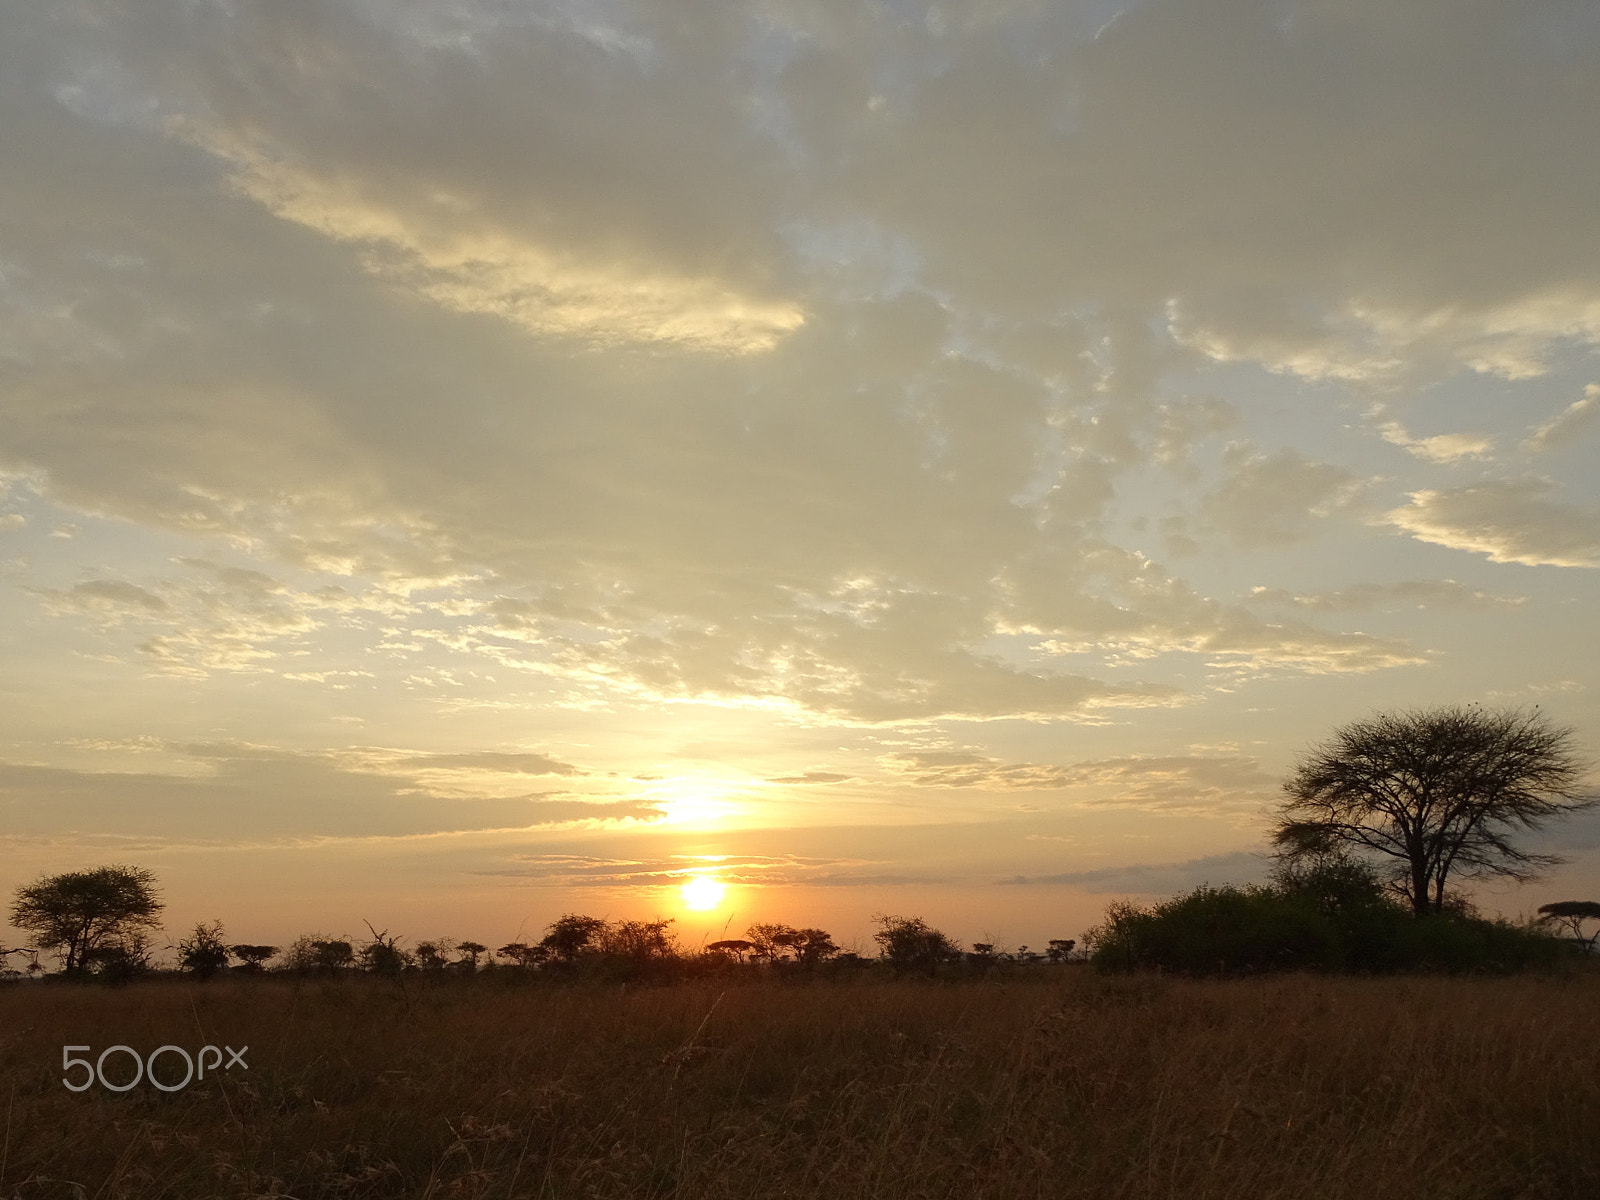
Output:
[{"xmin": 680, "ymin": 875, "xmax": 727, "ymax": 911}]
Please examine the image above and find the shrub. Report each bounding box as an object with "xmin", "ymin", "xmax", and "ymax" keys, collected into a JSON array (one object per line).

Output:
[
  {"xmin": 1085, "ymin": 886, "xmax": 1342, "ymax": 976},
  {"xmin": 1087, "ymin": 858, "xmax": 1576, "ymax": 976}
]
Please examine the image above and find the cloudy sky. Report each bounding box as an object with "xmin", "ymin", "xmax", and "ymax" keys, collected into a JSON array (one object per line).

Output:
[{"xmin": 3, "ymin": 0, "xmax": 1599, "ymax": 953}]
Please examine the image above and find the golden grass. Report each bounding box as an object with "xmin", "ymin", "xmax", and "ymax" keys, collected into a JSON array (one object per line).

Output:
[{"xmin": 1, "ymin": 970, "xmax": 1597, "ymax": 1198}]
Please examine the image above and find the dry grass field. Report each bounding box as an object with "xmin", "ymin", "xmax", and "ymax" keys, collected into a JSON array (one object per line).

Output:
[{"xmin": 1, "ymin": 969, "xmax": 1597, "ymax": 1199}]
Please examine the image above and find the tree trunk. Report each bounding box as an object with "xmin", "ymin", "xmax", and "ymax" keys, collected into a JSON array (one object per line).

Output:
[{"xmin": 1410, "ymin": 863, "xmax": 1432, "ymax": 916}]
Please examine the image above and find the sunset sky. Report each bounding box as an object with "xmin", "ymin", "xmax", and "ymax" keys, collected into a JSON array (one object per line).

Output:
[{"xmin": 3, "ymin": 0, "xmax": 1599, "ymax": 956}]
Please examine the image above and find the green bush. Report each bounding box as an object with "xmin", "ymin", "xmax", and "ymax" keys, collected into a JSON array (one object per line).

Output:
[
  {"xmin": 1087, "ymin": 886, "xmax": 1341, "ymax": 975},
  {"xmin": 1087, "ymin": 859, "xmax": 1575, "ymax": 976}
]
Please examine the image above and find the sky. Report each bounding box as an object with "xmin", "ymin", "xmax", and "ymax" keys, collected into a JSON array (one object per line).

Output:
[{"xmin": 3, "ymin": 0, "xmax": 1600, "ymax": 957}]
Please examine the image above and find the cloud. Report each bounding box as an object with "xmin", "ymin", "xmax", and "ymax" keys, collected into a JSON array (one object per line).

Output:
[
  {"xmin": 765, "ymin": 771, "xmax": 856, "ymax": 785},
  {"xmin": 1524, "ymin": 385, "xmax": 1600, "ymax": 453},
  {"xmin": 835, "ymin": 0, "xmax": 1600, "ymax": 383},
  {"xmin": 1246, "ymin": 580, "xmax": 1527, "ymax": 612},
  {"xmin": 1013, "ymin": 851, "xmax": 1271, "ymax": 894},
  {"xmin": 26, "ymin": 558, "xmax": 429, "ymax": 677},
  {"xmin": 184, "ymin": 120, "xmax": 806, "ymax": 353},
  {"xmin": 881, "ymin": 751, "xmax": 1076, "ymax": 790},
  {"xmin": 472, "ymin": 579, "xmax": 1190, "ymax": 723},
  {"xmin": 883, "ymin": 751, "xmax": 1277, "ymax": 815},
  {"xmin": 475, "ymin": 852, "xmax": 879, "ymax": 889},
  {"xmin": 0, "ymin": 739, "xmax": 654, "ymax": 847},
  {"xmin": 1379, "ymin": 422, "xmax": 1494, "ymax": 463},
  {"xmin": 34, "ymin": 578, "xmax": 170, "ymax": 620},
  {"xmin": 0, "ymin": 749, "xmax": 657, "ymax": 845},
  {"xmin": 1526, "ymin": 805, "xmax": 1600, "ymax": 853},
  {"xmin": 1387, "ymin": 481, "xmax": 1600, "ymax": 567},
  {"xmin": 1200, "ymin": 444, "xmax": 1359, "ymax": 547},
  {"xmin": 0, "ymin": 0, "xmax": 1588, "ymax": 732},
  {"xmin": 1008, "ymin": 541, "xmax": 1423, "ymax": 675},
  {"xmin": 1064, "ymin": 756, "xmax": 1278, "ymax": 815},
  {"xmin": 388, "ymin": 752, "xmax": 581, "ymax": 777}
]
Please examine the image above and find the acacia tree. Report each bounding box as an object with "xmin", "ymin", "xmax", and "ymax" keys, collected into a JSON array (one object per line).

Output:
[
  {"xmin": 791, "ymin": 927, "xmax": 838, "ymax": 967},
  {"xmin": 230, "ymin": 944, "xmax": 279, "ymax": 972},
  {"xmin": 1537, "ymin": 901, "xmax": 1600, "ymax": 951},
  {"xmin": 1273, "ymin": 706, "xmax": 1592, "ymax": 916},
  {"xmin": 744, "ymin": 922, "xmax": 797, "ymax": 963},
  {"xmin": 8, "ymin": 865, "xmax": 164, "ymax": 974},
  {"xmin": 706, "ymin": 938, "xmax": 756, "ymax": 963},
  {"xmin": 1047, "ymin": 939, "xmax": 1077, "ymax": 963}
]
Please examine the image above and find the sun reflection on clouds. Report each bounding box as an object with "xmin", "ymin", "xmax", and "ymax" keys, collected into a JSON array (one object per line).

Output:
[{"xmin": 639, "ymin": 777, "xmax": 746, "ymax": 826}]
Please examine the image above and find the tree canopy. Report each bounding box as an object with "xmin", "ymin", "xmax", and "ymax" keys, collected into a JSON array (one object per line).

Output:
[
  {"xmin": 872, "ymin": 914, "xmax": 960, "ymax": 975},
  {"xmin": 1272, "ymin": 706, "xmax": 1593, "ymax": 915},
  {"xmin": 177, "ymin": 919, "xmax": 230, "ymax": 978},
  {"xmin": 8, "ymin": 864, "xmax": 164, "ymax": 974}
]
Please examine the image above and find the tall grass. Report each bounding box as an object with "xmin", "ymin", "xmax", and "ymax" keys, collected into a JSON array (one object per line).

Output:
[{"xmin": 1, "ymin": 970, "xmax": 1596, "ymax": 1198}]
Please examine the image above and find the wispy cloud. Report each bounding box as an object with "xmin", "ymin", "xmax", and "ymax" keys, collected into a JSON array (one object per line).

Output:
[
  {"xmin": 1379, "ymin": 422, "xmax": 1494, "ymax": 463},
  {"xmin": 1388, "ymin": 481, "xmax": 1600, "ymax": 568},
  {"xmin": 476, "ymin": 852, "xmax": 883, "ymax": 889},
  {"xmin": 1524, "ymin": 385, "xmax": 1600, "ymax": 453},
  {"xmin": 1246, "ymin": 580, "xmax": 1526, "ymax": 612},
  {"xmin": 0, "ymin": 742, "xmax": 651, "ymax": 846},
  {"xmin": 1011, "ymin": 851, "xmax": 1271, "ymax": 893},
  {"xmin": 882, "ymin": 751, "xmax": 1276, "ymax": 816}
]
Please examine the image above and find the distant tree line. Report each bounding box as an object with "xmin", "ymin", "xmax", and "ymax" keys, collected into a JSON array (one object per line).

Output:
[{"xmin": 1, "ymin": 874, "xmax": 1080, "ymax": 984}]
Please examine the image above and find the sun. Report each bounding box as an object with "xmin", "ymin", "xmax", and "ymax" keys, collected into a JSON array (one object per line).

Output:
[{"xmin": 680, "ymin": 875, "xmax": 727, "ymax": 911}]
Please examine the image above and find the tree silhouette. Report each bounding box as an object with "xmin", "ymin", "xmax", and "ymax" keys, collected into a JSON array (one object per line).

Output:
[
  {"xmin": 177, "ymin": 920, "xmax": 230, "ymax": 978},
  {"xmin": 539, "ymin": 915, "xmax": 609, "ymax": 964},
  {"xmin": 456, "ymin": 940, "xmax": 488, "ymax": 971},
  {"xmin": 497, "ymin": 942, "xmax": 549, "ymax": 968},
  {"xmin": 603, "ymin": 919, "xmax": 676, "ymax": 962},
  {"xmin": 230, "ymin": 944, "xmax": 279, "ymax": 971},
  {"xmin": 413, "ymin": 938, "xmax": 455, "ymax": 970},
  {"xmin": 871, "ymin": 914, "xmax": 960, "ymax": 977},
  {"xmin": 81, "ymin": 933, "xmax": 155, "ymax": 982},
  {"xmin": 1536, "ymin": 901, "xmax": 1600, "ymax": 951},
  {"xmin": 744, "ymin": 922, "xmax": 797, "ymax": 963},
  {"xmin": 358, "ymin": 925, "xmax": 410, "ymax": 975},
  {"xmin": 791, "ymin": 928, "xmax": 838, "ymax": 967},
  {"xmin": 313, "ymin": 939, "xmax": 355, "ymax": 971},
  {"xmin": 706, "ymin": 939, "xmax": 756, "ymax": 963},
  {"xmin": 1273, "ymin": 706, "xmax": 1592, "ymax": 915},
  {"xmin": 8, "ymin": 864, "xmax": 164, "ymax": 974}
]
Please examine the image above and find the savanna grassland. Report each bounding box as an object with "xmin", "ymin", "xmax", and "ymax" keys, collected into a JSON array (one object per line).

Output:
[{"xmin": 1, "ymin": 969, "xmax": 1597, "ymax": 1199}]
